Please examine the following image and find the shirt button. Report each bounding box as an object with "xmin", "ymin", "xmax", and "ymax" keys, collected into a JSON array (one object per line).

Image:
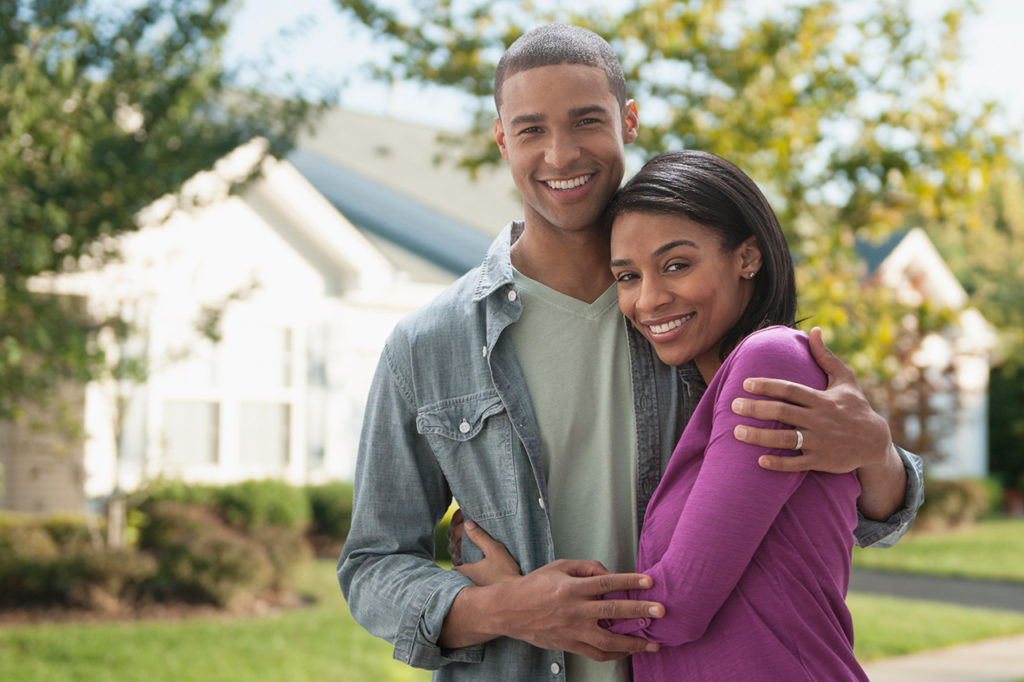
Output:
[
  {"xmin": 507, "ymin": 289, "xmax": 518, "ymax": 302},
  {"xmin": 550, "ymin": 661, "xmax": 561, "ymax": 675},
  {"xmin": 482, "ymin": 345, "xmax": 488, "ymax": 357},
  {"xmin": 538, "ymin": 497, "xmax": 546, "ymax": 510},
  {"xmin": 459, "ymin": 420, "xmax": 471, "ymax": 434}
]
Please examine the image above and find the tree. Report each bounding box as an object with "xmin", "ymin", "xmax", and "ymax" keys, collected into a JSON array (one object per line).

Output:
[
  {"xmin": 337, "ymin": 0, "xmax": 1022, "ymax": 462},
  {"xmin": 0, "ymin": 0, "xmax": 328, "ymax": 419}
]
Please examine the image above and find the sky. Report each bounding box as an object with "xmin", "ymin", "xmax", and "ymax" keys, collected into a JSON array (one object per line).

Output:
[{"xmin": 222, "ymin": 0, "xmax": 1024, "ymax": 135}]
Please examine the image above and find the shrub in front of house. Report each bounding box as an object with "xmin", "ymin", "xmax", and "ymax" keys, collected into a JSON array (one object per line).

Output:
[
  {"xmin": 305, "ymin": 481, "xmax": 353, "ymax": 557},
  {"xmin": 916, "ymin": 478, "xmax": 992, "ymax": 530},
  {"xmin": 215, "ymin": 479, "xmax": 312, "ymax": 530},
  {"xmin": 0, "ymin": 515, "xmax": 156, "ymax": 609},
  {"xmin": 138, "ymin": 501, "xmax": 274, "ymax": 607}
]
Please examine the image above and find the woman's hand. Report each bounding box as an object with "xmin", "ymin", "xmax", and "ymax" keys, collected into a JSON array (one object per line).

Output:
[{"xmin": 453, "ymin": 520, "xmax": 523, "ymax": 586}]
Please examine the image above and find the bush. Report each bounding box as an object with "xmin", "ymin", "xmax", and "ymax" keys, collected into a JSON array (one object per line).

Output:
[
  {"xmin": 217, "ymin": 480, "xmax": 311, "ymax": 530},
  {"xmin": 251, "ymin": 524, "xmax": 312, "ymax": 591},
  {"xmin": 917, "ymin": 478, "xmax": 992, "ymax": 530},
  {"xmin": 306, "ymin": 482, "xmax": 353, "ymax": 539},
  {"xmin": 0, "ymin": 515, "xmax": 155, "ymax": 608},
  {"xmin": 140, "ymin": 479, "xmax": 219, "ymax": 507},
  {"xmin": 138, "ymin": 502, "xmax": 273, "ymax": 607}
]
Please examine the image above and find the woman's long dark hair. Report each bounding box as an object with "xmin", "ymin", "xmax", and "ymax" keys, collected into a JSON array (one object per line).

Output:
[{"xmin": 607, "ymin": 150, "xmax": 797, "ymax": 360}]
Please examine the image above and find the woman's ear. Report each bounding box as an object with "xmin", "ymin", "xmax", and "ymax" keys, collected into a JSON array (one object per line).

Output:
[{"xmin": 738, "ymin": 237, "xmax": 762, "ymax": 278}]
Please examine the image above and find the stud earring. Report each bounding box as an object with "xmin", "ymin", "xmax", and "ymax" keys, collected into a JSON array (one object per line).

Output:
[{"xmin": 747, "ymin": 271, "xmax": 756, "ymax": 279}]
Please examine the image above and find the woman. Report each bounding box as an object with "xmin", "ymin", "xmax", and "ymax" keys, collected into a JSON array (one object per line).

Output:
[
  {"xmin": 599, "ymin": 150, "xmax": 866, "ymax": 680},
  {"xmin": 459, "ymin": 150, "xmax": 867, "ymax": 681}
]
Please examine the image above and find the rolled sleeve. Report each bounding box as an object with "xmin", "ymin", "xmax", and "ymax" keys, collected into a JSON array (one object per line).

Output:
[
  {"xmin": 853, "ymin": 446, "xmax": 924, "ymax": 548},
  {"xmin": 399, "ymin": 572, "xmax": 484, "ymax": 668}
]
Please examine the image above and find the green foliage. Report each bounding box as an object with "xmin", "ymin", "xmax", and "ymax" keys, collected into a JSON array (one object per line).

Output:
[
  {"xmin": 138, "ymin": 501, "xmax": 274, "ymax": 606},
  {"xmin": 989, "ymin": 365, "xmax": 1024, "ymax": 489},
  {"xmin": 0, "ymin": 515, "xmax": 156, "ymax": 608},
  {"xmin": 0, "ymin": 0, "xmax": 329, "ymax": 417},
  {"xmin": 217, "ymin": 479, "xmax": 312, "ymax": 530},
  {"xmin": 915, "ymin": 478, "xmax": 993, "ymax": 531},
  {"xmin": 306, "ymin": 481, "xmax": 353, "ymax": 541},
  {"xmin": 338, "ymin": 0, "xmax": 1024, "ymax": 459}
]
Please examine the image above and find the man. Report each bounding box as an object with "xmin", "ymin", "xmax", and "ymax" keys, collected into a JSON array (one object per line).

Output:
[{"xmin": 339, "ymin": 24, "xmax": 922, "ymax": 681}]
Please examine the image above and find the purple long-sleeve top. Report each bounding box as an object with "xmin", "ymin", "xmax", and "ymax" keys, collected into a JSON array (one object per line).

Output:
[{"xmin": 605, "ymin": 326, "xmax": 868, "ymax": 681}]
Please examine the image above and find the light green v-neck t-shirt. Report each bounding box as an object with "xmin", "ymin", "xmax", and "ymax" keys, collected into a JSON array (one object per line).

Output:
[{"xmin": 508, "ymin": 270, "xmax": 639, "ymax": 682}]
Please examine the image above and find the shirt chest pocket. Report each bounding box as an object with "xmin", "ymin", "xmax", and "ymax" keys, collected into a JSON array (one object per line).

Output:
[{"xmin": 416, "ymin": 390, "xmax": 517, "ymax": 520}]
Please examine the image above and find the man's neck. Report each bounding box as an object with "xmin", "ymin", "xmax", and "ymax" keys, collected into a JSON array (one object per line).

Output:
[{"xmin": 510, "ymin": 222, "xmax": 614, "ymax": 303}]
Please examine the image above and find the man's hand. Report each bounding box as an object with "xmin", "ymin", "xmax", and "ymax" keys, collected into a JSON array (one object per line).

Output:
[
  {"xmin": 447, "ymin": 508, "xmax": 465, "ymax": 566},
  {"xmin": 731, "ymin": 327, "xmax": 906, "ymax": 519},
  {"xmin": 453, "ymin": 520, "xmax": 522, "ymax": 586},
  {"xmin": 440, "ymin": 556, "xmax": 663, "ymax": 660}
]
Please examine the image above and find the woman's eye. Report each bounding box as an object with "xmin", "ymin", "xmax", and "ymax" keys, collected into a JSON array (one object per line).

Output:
[{"xmin": 667, "ymin": 262, "xmax": 690, "ymax": 272}]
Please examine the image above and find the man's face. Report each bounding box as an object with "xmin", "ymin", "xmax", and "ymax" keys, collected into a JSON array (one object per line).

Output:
[{"xmin": 494, "ymin": 64, "xmax": 638, "ymax": 236}]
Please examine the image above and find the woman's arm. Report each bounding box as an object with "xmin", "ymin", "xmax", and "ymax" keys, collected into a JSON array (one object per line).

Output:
[{"xmin": 607, "ymin": 330, "xmax": 826, "ymax": 646}]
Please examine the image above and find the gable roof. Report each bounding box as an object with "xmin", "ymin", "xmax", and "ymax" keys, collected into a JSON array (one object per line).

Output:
[
  {"xmin": 858, "ymin": 227, "xmax": 968, "ymax": 309},
  {"xmin": 289, "ymin": 148, "xmax": 492, "ymax": 277},
  {"xmin": 297, "ymin": 109, "xmax": 521, "ymax": 238},
  {"xmin": 293, "ymin": 109, "xmax": 525, "ymax": 277}
]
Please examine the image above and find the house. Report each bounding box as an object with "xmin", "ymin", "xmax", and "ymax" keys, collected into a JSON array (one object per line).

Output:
[
  {"xmin": 1, "ymin": 131, "xmax": 500, "ymax": 514},
  {"xmin": 858, "ymin": 227, "xmax": 996, "ymax": 479}
]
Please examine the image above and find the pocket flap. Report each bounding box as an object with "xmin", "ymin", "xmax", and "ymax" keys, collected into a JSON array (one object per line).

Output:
[{"xmin": 416, "ymin": 391, "xmax": 505, "ymax": 442}]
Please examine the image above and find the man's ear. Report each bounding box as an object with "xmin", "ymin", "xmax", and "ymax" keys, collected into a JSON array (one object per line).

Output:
[
  {"xmin": 623, "ymin": 100, "xmax": 639, "ymax": 144},
  {"xmin": 494, "ymin": 116, "xmax": 510, "ymax": 160}
]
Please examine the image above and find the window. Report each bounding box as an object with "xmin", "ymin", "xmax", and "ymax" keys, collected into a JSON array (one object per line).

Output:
[
  {"xmin": 163, "ymin": 401, "xmax": 219, "ymax": 465},
  {"xmin": 240, "ymin": 402, "xmax": 290, "ymax": 470}
]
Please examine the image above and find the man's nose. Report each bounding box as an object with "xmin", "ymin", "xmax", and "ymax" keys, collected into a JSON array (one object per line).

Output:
[{"xmin": 544, "ymin": 129, "xmax": 582, "ymax": 169}]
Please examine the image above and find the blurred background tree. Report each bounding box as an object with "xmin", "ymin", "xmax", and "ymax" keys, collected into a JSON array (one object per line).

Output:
[
  {"xmin": 0, "ymin": 0, "xmax": 329, "ymax": 419},
  {"xmin": 337, "ymin": 0, "xmax": 1023, "ymax": 465}
]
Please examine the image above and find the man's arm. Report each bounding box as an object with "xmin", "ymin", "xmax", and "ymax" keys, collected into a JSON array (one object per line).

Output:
[
  {"xmin": 344, "ymin": 340, "xmax": 665, "ymax": 667},
  {"xmin": 730, "ymin": 327, "xmax": 920, "ymax": 522},
  {"xmin": 440, "ymin": 558, "xmax": 664, "ymax": 660}
]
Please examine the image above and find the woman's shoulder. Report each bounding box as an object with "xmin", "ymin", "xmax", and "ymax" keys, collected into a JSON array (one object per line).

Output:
[{"xmin": 724, "ymin": 326, "xmax": 824, "ymax": 387}]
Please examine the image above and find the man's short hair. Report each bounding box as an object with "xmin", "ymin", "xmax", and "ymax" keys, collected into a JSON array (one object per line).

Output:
[{"xmin": 494, "ymin": 24, "xmax": 627, "ymax": 114}]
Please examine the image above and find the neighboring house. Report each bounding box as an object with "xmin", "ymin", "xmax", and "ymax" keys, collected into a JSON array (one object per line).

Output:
[
  {"xmin": 858, "ymin": 227, "xmax": 996, "ymax": 479},
  {"xmin": 1, "ymin": 135, "xmax": 486, "ymax": 513}
]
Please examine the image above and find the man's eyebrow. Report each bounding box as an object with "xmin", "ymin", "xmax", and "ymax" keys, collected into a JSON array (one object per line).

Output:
[
  {"xmin": 569, "ymin": 105, "xmax": 612, "ymax": 118},
  {"xmin": 509, "ymin": 113, "xmax": 545, "ymax": 128}
]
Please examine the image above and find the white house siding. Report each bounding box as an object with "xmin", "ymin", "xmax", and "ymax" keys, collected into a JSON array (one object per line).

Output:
[{"xmin": 5, "ymin": 146, "xmax": 452, "ymax": 514}]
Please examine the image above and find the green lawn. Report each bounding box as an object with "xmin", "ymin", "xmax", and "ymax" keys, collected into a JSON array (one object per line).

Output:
[
  {"xmin": 849, "ymin": 592, "xmax": 1024, "ymax": 660},
  {"xmin": 0, "ymin": 561, "xmax": 430, "ymax": 682},
  {"xmin": 852, "ymin": 518, "xmax": 1024, "ymax": 582},
  {"xmin": 3, "ymin": 545, "xmax": 1024, "ymax": 680}
]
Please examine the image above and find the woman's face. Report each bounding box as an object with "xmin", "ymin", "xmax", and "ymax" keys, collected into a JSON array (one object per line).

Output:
[{"xmin": 610, "ymin": 211, "xmax": 759, "ymax": 381}]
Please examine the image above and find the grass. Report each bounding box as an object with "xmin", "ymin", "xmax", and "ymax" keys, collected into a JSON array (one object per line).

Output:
[
  {"xmin": 5, "ymin": 532, "xmax": 1024, "ymax": 680},
  {"xmin": 849, "ymin": 592, "xmax": 1024, "ymax": 660},
  {"xmin": 852, "ymin": 518, "xmax": 1024, "ymax": 582},
  {"xmin": 0, "ymin": 560, "xmax": 430, "ymax": 682}
]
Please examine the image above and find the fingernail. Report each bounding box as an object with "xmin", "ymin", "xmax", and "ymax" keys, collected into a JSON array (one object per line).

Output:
[
  {"xmin": 638, "ymin": 576, "xmax": 651, "ymax": 588},
  {"xmin": 743, "ymin": 378, "xmax": 756, "ymax": 391},
  {"xmin": 648, "ymin": 606, "xmax": 660, "ymax": 616},
  {"xmin": 732, "ymin": 398, "xmax": 746, "ymax": 412},
  {"xmin": 465, "ymin": 520, "xmax": 476, "ymax": 530},
  {"xmin": 646, "ymin": 643, "xmax": 659, "ymax": 652},
  {"xmin": 735, "ymin": 425, "xmax": 748, "ymax": 440}
]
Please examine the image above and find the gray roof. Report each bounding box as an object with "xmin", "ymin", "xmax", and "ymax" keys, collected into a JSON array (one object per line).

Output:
[
  {"xmin": 289, "ymin": 148, "xmax": 492, "ymax": 276},
  {"xmin": 856, "ymin": 229, "xmax": 909, "ymax": 275},
  {"xmin": 293, "ymin": 109, "xmax": 523, "ymax": 278}
]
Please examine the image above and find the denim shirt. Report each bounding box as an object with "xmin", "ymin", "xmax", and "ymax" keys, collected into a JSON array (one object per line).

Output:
[{"xmin": 338, "ymin": 222, "xmax": 924, "ymax": 681}]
